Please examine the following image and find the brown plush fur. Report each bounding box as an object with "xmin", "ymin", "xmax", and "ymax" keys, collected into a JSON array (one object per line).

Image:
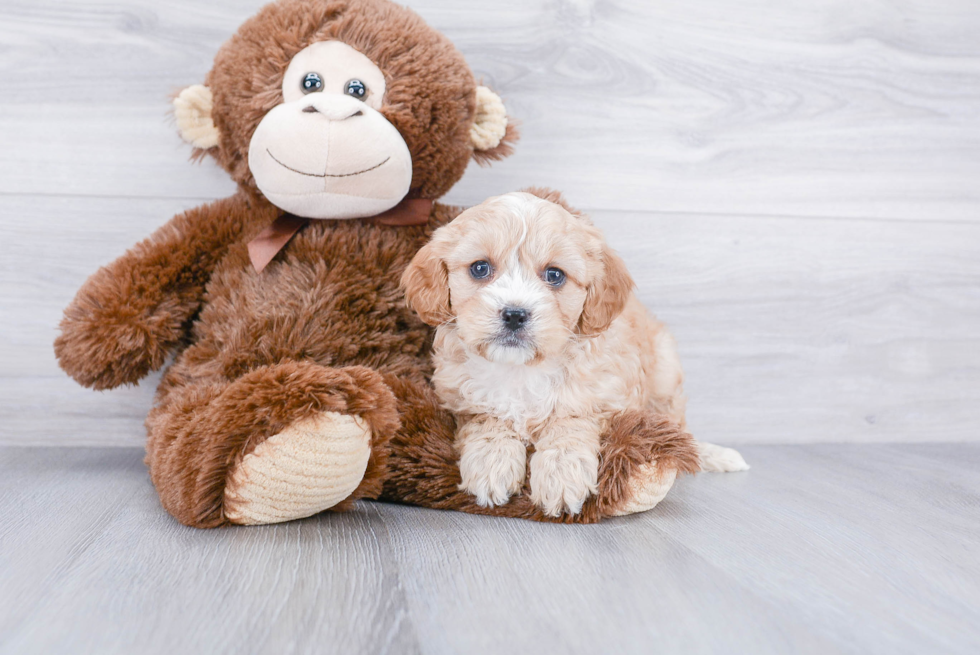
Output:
[{"xmin": 55, "ymin": 0, "xmax": 695, "ymax": 528}]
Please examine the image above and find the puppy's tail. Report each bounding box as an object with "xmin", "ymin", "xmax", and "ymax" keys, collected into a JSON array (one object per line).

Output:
[{"xmin": 697, "ymin": 442, "xmax": 750, "ymax": 472}]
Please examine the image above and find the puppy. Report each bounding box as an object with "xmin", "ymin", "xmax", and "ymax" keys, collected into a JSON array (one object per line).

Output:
[{"xmin": 402, "ymin": 189, "xmax": 747, "ymax": 516}]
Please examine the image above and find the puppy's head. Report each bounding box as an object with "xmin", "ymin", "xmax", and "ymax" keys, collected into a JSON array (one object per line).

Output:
[{"xmin": 402, "ymin": 189, "xmax": 633, "ymax": 365}]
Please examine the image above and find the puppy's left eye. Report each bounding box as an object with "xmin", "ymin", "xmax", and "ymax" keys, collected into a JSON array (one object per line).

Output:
[
  {"xmin": 470, "ymin": 260, "xmax": 492, "ymax": 280},
  {"xmin": 544, "ymin": 267, "xmax": 566, "ymax": 287}
]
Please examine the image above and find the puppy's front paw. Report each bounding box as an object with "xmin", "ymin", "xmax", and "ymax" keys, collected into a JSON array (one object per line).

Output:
[
  {"xmin": 457, "ymin": 425, "xmax": 527, "ymax": 508},
  {"xmin": 529, "ymin": 446, "xmax": 599, "ymax": 517}
]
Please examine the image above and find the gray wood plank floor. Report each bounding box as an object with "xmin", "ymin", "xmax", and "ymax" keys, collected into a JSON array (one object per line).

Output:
[{"xmin": 1, "ymin": 444, "xmax": 978, "ymax": 655}]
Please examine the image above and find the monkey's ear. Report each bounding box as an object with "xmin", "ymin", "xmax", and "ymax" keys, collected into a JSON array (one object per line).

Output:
[
  {"xmin": 470, "ymin": 86, "xmax": 519, "ymax": 165},
  {"xmin": 174, "ymin": 85, "xmax": 220, "ymax": 150}
]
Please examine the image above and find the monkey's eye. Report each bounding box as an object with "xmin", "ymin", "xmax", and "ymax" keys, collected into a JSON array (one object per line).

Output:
[
  {"xmin": 302, "ymin": 72, "xmax": 323, "ymax": 94},
  {"xmin": 469, "ymin": 261, "xmax": 492, "ymax": 280},
  {"xmin": 345, "ymin": 79, "xmax": 367, "ymax": 100},
  {"xmin": 544, "ymin": 267, "xmax": 566, "ymax": 287}
]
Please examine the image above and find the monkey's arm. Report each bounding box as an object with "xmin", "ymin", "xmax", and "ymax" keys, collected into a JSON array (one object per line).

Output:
[{"xmin": 55, "ymin": 193, "xmax": 273, "ymax": 390}]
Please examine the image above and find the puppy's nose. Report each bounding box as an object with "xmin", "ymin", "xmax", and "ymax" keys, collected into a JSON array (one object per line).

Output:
[{"xmin": 501, "ymin": 307, "xmax": 529, "ymax": 332}]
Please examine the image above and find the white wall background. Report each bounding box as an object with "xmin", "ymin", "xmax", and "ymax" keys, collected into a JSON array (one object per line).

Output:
[{"xmin": 1, "ymin": 0, "xmax": 978, "ymax": 446}]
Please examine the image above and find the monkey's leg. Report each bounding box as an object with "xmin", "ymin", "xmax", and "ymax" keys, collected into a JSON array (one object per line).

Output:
[
  {"xmin": 378, "ymin": 377, "xmax": 701, "ymax": 522},
  {"xmin": 145, "ymin": 361, "xmax": 399, "ymax": 528},
  {"xmin": 599, "ymin": 412, "xmax": 703, "ymax": 517}
]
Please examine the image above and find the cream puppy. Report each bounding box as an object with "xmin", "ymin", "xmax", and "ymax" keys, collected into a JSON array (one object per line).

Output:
[{"xmin": 402, "ymin": 189, "xmax": 747, "ymax": 516}]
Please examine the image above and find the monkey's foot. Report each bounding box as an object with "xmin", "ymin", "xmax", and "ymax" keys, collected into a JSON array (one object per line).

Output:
[
  {"xmin": 610, "ymin": 462, "xmax": 678, "ymax": 517},
  {"xmin": 224, "ymin": 412, "xmax": 372, "ymax": 525}
]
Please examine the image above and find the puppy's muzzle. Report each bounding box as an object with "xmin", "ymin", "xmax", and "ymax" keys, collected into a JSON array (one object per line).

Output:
[{"xmin": 501, "ymin": 307, "xmax": 529, "ymax": 332}]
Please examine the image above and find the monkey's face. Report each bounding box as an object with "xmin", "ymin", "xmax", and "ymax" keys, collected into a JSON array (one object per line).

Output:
[
  {"xmin": 173, "ymin": 0, "xmax": 518, "ymax": 214},
  {"xmin": 247, "ymin": 41, "xmax": 413, "ymax": 220}
]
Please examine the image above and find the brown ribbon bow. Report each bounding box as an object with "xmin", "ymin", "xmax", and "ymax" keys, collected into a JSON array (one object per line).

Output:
[{"xmin": 247, "ymin": 198, "xmax": 433, "ymax": 273}]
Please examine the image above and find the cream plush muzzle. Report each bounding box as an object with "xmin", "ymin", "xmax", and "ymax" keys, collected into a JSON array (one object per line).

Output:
[{"xmin": 247, "ymin": 93, "xmax": 413, "ymax": 219}]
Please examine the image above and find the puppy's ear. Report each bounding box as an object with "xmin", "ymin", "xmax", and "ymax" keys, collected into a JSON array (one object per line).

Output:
[
  {"xmin": 579, "ymin": 245, "xmax": 635, "ymax": 336},
  {"xmin": 401, "ymin": 230, "xmax": 454, "ymax": 326}
]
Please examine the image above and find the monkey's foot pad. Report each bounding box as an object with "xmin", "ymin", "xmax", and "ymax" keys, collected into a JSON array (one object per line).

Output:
[
  {"xmin": 224, "ymin": 411, "xmax": 372, "ymax": 525},
  {"xmin": 611, "ymin": 462, "xmax": 677, "ymax": 517}
]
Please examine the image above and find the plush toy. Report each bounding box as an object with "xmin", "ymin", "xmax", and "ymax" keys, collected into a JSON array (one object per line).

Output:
[{"xmin": 54, "ymin": 0, "xmax": 700, "ymax": 528}]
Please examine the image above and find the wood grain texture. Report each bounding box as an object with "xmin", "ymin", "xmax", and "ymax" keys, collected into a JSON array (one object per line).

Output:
[
  {"xmin": 2, "ymin": 194, "xmax": 977, "ymax": 446},
  {"xmin": 0, "ymin": 1, "xmax": 978, "ymax": 446},
  {"xmin": 0, "ymin": 448, "xmax": 418, "ymax": 654},
  {"xmin": 1, "ymin": 444, "xmax": 978, "ymax": 654},
  {"xmin": 0, "ymin": 0, "xmax": 978, "ymax": 219}
]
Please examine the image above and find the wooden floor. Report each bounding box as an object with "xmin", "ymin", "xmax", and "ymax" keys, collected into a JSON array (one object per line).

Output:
[{"xmin": 1, "ymin": 443, "xmax": 978, "ymax": 655}]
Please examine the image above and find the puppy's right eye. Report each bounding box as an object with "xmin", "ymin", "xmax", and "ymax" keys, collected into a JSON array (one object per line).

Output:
[
  {"xmin": 544, "ymin": 267, "xmax": 566, "ymax": 287},
  {"xmin": 469, "ymin": 260, "xmax": 492, "ymax": 280}
]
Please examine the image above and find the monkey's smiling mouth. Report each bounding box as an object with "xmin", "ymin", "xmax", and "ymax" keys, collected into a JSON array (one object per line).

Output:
[{"xmin": 266, "ymin": 149, "xmax": 390, "ymax": 178}]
